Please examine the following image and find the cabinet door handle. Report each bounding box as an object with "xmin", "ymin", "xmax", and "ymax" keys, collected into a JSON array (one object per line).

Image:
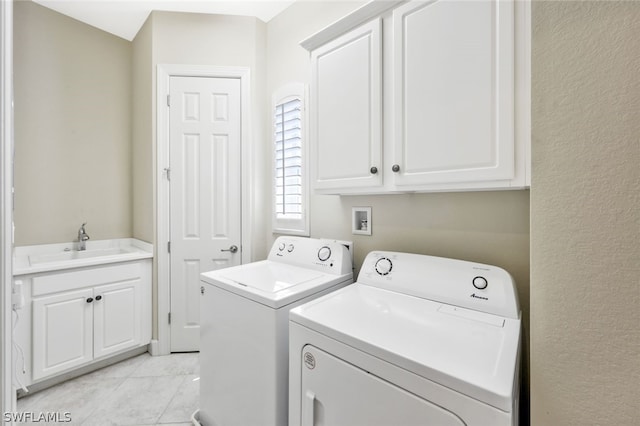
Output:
[
  {"xmin": 392, "ymin": 164, "xmax": 400, "ymax": 172},
  {"xmin": 95, "ymin": 295, "xmax": 102, "ymax": 301},
  {"xmin": 86, "ymin": 297, "xmax": 93, "ymax": 303},
  {"xmin": 370, "ymin": 166, "xmax": 378, "ymax": 174}
]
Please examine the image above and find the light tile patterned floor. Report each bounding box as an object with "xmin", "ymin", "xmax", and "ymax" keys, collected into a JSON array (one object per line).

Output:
[{"xmin": 17, "ymin": 353, "xmax": 199, "ymax": 425}]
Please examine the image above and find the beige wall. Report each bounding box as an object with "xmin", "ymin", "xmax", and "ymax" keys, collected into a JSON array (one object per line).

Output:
[
  {"xmin": 13, "ymin": 0, "xmax": 132, "ymax": 245},
  {"xmin": 531, "ymin": 2, "xmax": 640, "ymax": 425},
  {"xmin": 132, "ymin": 10, "xmax": 267, "ymax": 253},
  {"xmin": 267, "ymin": 2, "xmax": 531, "ymax": 421},
  {"xmin": 131, "ymin": 10, "xmax": 267, "ymax": 338},
  {"xmin": 15, "ymin": 3, "xmax": 640, "ymax": 424},
  {"xmin": 266, "ymin": 0, "xmax": 530, "ymax": 285},
  {"xmin": 152, "ymin": 11, "xmax": 268, "ymax": 259},
  {"xmin": 267, "ymin": 1, "xmax": 366, "ymax": 92},
  {"xmin": 131, "ymin": 15, "xmax": 153, "ymax": 244}
]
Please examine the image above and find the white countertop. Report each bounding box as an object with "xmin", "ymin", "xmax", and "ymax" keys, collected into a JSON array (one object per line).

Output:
[{"xmin": 13, "ymin": 238, "xmax": 153, "ymax": 276}]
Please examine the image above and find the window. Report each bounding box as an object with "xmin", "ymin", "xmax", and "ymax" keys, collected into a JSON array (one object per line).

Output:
[{"xmin": 273, "ymin": 83, "xmax": 308, "ymax": 236}]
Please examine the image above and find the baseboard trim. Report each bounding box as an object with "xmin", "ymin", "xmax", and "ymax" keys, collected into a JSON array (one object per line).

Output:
[
  {"xmin": 18, "ymin": 345, "xmax": 149, "ymax": 397},
  {"xmin": 149, "ymin": 339, "xmax": 160, "ymax": 356}
]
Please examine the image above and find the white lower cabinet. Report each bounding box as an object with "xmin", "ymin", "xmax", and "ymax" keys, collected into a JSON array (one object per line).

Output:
[
  {"xmin": 92, "ymin": 280, "xmax": 142, "ymax": 359},
  {"xmin": 32, "ymin": 288, "xmax": 94, "ymax": 381},
  {"xmin": 20, "ymin": 260, "xmax": 151, "ymax": 384}
]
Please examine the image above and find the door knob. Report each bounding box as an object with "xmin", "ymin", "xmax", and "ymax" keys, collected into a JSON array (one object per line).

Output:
[
  {"xmin": 221, "ymin": 245, "xmax": 238, "ymax": 254},
  {"xmin": 392, "ymin": 164, "xmax": 400, "ymax": 172}
]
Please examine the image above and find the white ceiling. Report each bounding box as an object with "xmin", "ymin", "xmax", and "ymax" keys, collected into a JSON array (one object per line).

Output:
[{"xmin": 33, "ymin": 0, "xmax": 297, "ymax": 41}]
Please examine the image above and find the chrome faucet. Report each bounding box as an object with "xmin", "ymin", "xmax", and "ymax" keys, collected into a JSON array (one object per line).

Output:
[{"xmin": 78, "ymin": 222, "xmax": 90, "ymax": 251}]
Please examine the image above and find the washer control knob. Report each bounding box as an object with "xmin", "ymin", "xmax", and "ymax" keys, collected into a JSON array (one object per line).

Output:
[
  {"xmin": 375, "ymin": 257, "xmax": 393, "ymax": 276},
  {"xmin": 472, "ymin": 276, "xmax": 488, "ymax": 290},
  {"xmin": 318, "ymin": 246, "xmax": 331, "ymax": 261},
  {"xmin": 278, "ymin": 242, "xmax": 285, "ymax": 251},
  {"xmin": 287, "ymin": 244, "xmax": 294, "ymax": 253}
]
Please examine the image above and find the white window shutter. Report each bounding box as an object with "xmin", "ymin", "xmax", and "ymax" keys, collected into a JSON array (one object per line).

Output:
[{"xmin": 272, "ymin": 84, "xmax": 309, "ymax": 236}]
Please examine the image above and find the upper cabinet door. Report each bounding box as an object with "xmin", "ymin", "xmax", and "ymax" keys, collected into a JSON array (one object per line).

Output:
[
  {"xmin": 392, "ymin": 0, "xmax": 515, "ymax": 186},
  {"xmin": 311, "ymin": 18, "xmax": 382, "ymax": 191}
]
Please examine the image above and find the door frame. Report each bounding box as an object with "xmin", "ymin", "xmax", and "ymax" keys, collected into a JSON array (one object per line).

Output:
[
  {"xmin": 156, "ymin": 64, "xmax": 252, "ymax": 355},
  {"xmin": 1, "ymin": 0, "xmax": 14, "ymax": 418}
]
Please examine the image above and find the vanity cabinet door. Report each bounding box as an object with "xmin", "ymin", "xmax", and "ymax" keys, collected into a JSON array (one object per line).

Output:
[
  {"xmin": 32, "ymin": 288, "xmax": 94, "ymax": 381},
  {"xmin": 391, "ymin": 0, "xmax": 516, "ymax": 186},
  {"xmin": 311, "ymin": 18, "xmax": 382, "ymax": 191},
  {"xmin": 93, "ymin": 280, "xmax": 142, "ymax": 359}
]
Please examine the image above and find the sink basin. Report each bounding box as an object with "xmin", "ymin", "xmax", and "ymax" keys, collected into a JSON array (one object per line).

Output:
[{"xmin": 29, "ymin": 247, "xmax": 133, "ymax": 266}]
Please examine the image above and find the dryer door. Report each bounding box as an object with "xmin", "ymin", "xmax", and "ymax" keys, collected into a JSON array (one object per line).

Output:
[{"xmin": 300, "ymin": 345, "xmax": 466, "ymax": 426}]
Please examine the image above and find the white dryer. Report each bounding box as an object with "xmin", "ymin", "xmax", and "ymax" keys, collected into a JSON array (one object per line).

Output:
[
  {"xmin": 289, "ymin": 251, "xmax": 521, "ymax": 426},
  {"xmin": 199, "ymin": 236, "xmax": 353, "ymax": 426}
]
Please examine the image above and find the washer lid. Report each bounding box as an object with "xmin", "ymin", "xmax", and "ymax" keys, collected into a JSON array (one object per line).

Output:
[
  {"xmin": 201, "ymin": 260, "xmax": 352, "ymax": 308},
  {"xmin": 290, "ymin": 284, "xmax": 521, "ymax": 412}
]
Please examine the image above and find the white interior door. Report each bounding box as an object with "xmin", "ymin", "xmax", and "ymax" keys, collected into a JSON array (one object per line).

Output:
[{"xmin": 169, "ymin": 76, "xmax": 242, "ymax": 352}]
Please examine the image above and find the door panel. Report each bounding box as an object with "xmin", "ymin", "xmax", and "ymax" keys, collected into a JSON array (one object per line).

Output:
[
  {"xmin": 393, "ymin": 0, "xmax": 514, "ymax": 185},
  {"xmin": 169, "ymin": 76, "xmax": 242, "ymax": 352},
  {"xmin": 181, "ymin": 259, "xmax": 201, "ymax": 328},
  {"xmin": 211, "ymin": 134, "xmax": 231, "ymax": 237},
  {"xmin": 312, "ymin": 18, "xmax": 382, "ymax": 190},
  {"xmin": 300, "ymin": 345, "xmax": 465, "ymax": 426},
  {"xmin": 32, "ymin": 288, "xmax": 93, "ymax": 380},
  {"xmin": 93, "ymin": 280, "xmax": 141, "ymax": 359}
]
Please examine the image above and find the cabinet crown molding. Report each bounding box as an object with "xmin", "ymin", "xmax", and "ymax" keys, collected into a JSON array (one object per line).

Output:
[{"xmin": 300, "ymin": 0, "xmax": 407, "ymax": 51}]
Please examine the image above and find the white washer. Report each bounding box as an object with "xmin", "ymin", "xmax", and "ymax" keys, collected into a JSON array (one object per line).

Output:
[
  {"xmin": 199, "ymin": 236, "xmax": 353, "ymax": 426},
  {"xmin": 289, "ymin": 251, "xmax": 521, "ymax": 426}
]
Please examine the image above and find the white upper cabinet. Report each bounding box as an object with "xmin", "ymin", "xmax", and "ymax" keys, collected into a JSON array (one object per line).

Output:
[
  {"xmin": 392, "ymin": 0, "xmax": 514, "ymax": 185},
  {"xmin": 311, "ymin": 18, "xmax": 382, "ymax": 191},
  {"xmin": 302, "ymin": 0, "xmax": 530, "ymax": 194}
]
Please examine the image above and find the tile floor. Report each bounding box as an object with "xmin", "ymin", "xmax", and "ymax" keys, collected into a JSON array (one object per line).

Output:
[{"xmin": 17, "ymin": 352, "xmax": 199, "ymax": 426}]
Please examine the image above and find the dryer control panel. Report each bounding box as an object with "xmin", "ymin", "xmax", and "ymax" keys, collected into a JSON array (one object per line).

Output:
[
  {"xmin": 267, "ymin": 236, "xmax": 352, "ymax": 275},
  {"xmin": 358, "ymin": 251, "xmax": 520, "ymax": 320}
]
